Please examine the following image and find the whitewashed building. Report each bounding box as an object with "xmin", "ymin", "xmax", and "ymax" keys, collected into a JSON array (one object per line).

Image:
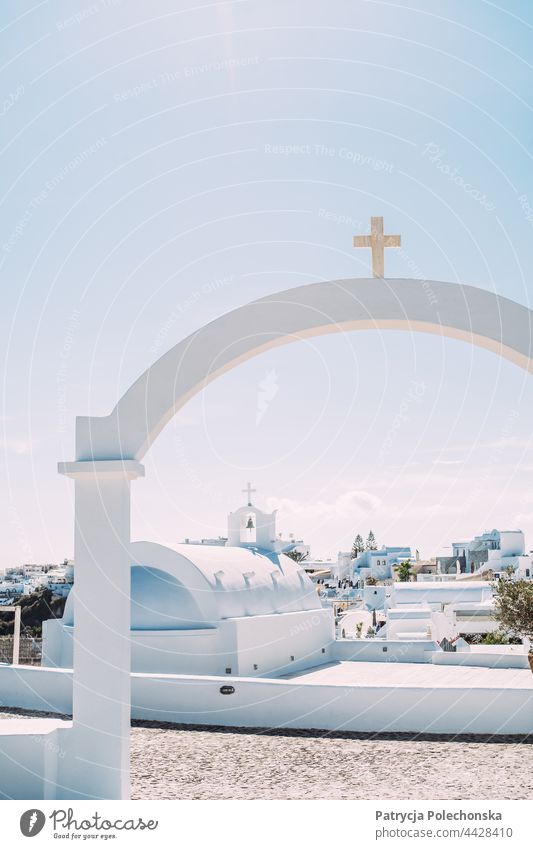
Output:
[
  {"xmin": 43, "ymin": 496, "xmax": 331, "ymax": 678},
  {"xmin": 439, "ymin": 529, "xmax": 531, "ymax": 578},
  {"xmin": 352, "ymin": 545, "xmax": 412, "ymax": 580}
]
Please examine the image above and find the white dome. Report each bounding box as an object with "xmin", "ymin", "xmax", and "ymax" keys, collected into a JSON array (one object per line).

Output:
[{"xmin": 62, "ymin": 540, "xmax": 320, "ymax": 631}]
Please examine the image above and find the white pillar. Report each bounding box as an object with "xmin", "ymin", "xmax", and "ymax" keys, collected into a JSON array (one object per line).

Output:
[
  {"xmin": 57, "ymin": 460, "xmax": 144, "ymax": 800},
  {"xmin": 12, "ymin": 606, "xmax": 21, "ymax": 665}
]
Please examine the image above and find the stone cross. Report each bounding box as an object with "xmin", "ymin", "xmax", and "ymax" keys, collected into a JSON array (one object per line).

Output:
[
  {"xmin": 353, "ymin": 216, "xmax": 401, "ymax": 278},
  {"xmin": 242, "ymin": 481, "xmax": 256, "ymax": 506}
]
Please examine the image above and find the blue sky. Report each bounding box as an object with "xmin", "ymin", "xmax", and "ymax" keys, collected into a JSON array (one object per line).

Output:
[{"xmin": 1, "ymin": 0, "xmax": 533, "ymax": 567}]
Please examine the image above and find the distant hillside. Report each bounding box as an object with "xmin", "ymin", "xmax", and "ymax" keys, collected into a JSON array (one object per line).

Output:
[{"xmin": 0, "ymin": 589, "xmax": 67, "ymax": 637}]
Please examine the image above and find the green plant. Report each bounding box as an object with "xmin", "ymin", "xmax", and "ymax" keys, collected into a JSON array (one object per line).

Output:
[
  {"xmin": 366, "ymin": 530, "xmax": 377, "ymax": 551},
  {"xmin": 285, "ymin": 550, "xmax": 308, "ymax": 563},
  {"xmin": 351, "ymin": 534, "xmax": 364, "ymax": 558},
  {"xmin": 481, "ymin": 630, "xmax": 509, "ymax": 645},
  {"xmin": 493, "ymin": 578, "xmax": 533, "ymax": 645},
  {"xmin": 396, "ymin": 561, "xmax": 412, "ymax": 582}
]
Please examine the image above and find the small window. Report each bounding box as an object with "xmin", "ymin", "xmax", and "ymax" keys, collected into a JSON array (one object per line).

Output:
[{"xmin": 225, "ymin": 667, "xmax": 232, "ymax": 674}]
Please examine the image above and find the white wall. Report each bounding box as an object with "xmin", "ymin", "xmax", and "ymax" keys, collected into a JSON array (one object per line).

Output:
[
  {"xmin": 131, "ymin": 671, "xmax": 533, "ymax": 735},
  {"xmin": 498, "ymin": 531, "xmax": 525, "ymax": 557},
  {"xmin": 391, "ymin": 582, "xmax": 493, "ymax": 606},
  {"xmin": 515, "ymin": 557, "xmax": 532, "ymax": 580},
  {"xmin": 132, "ymin": 625, "xmax": 238, "ymax": 675},
  {"xmin": 42, "ymin": 619, "xmax": 70, "ymax": 667},
  {"xmin": 430, "ymin": 611, "xmax": 454, "ymax": 643},
  {"xmin": 0, "ymin": 665, "xmax": 72, "ymax": 714},
  {"xmin": 42, "ymin": 609, "xmax": 334, "ymax": 678},
  {"xmin": 333, "ymin": 639, "xmax": 435, "ymax": 664},
  {"xmin": 386, "ymin": 618, "xmax": 432, "ymax": 640},
  {"xmin": 431, "ymin": 652, "xmax": 529, "ymax": 669},
  {"xmin": 0, "ymin": 720, "xmax": 67, "ymax": 800},
  {"xmin": 2, "ymin": 661, "xmax": 532, "ymax": 735},
  {"xmin": 363, "ymin": 585, "xmax": 389, "ymax": 609},
  {"xmin": 233, "ymin": 609, "xmax": 333, "ymax": 676},
  {"xmin": 452, "ymin": 615, "xmax": 499, "ymax": 636}
]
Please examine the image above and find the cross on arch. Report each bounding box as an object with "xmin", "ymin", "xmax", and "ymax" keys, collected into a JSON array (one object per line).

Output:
[
  {"xmin": 242, "ymin": 482, "xmax": 256, "ymax": 506},
  {"xmin": 353, "ymin": 216, "xmax": 401, "ymax": 278}
]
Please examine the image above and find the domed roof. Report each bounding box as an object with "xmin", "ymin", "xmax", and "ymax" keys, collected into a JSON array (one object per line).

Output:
[{"xmin": 62, "ymin": 540, "xmax": 320, "ymax": 631}]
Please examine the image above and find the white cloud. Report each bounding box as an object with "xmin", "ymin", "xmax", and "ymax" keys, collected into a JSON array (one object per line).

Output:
[
  {"xmin": 265, "ymin": 490, "xmax": 381, "ymax": 523},
  {"xmin": 388, "ymin": 501, "xmax": 452, "ymax": 520},
  {"xmin": 1, "ymin": 438, "xmax": 34, "ymax": 456}
]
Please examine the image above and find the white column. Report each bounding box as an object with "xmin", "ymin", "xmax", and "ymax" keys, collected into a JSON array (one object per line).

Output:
[
  {"xmin": 57, "ymin": 460, "xmax": 144, "ymax": 800},
  {"xmin": 12, "ymin": 606, "xmax": 21, "ymax": 665}
]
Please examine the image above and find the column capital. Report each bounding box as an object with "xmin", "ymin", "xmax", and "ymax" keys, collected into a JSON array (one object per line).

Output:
[{"xmin": 58, "ymin": 459, "xmax": 145, "ymax": 480}]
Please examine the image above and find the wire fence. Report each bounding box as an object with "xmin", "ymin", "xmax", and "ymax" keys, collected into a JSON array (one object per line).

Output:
[{"xmin": 0, "ymin": 635, "xmax": 42, "ymax": 665}]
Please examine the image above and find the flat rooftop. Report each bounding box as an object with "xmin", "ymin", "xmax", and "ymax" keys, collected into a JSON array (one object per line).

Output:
[{"xmin": 280, "ymin": 661, "xmax": 533, "ymax": 690}]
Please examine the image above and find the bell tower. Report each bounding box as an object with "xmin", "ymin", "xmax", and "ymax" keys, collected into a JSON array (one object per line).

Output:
[{"xmin": 226, "ymin": 484, "xmax": 279, "ymax": 551}]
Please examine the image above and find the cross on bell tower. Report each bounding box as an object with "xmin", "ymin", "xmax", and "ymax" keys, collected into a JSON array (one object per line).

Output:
[
  {"xmin": 242, "ymin": 481, "xmax": 256, "ymax": 506},
  {"xmin": 353, "ymin": 216, "xmax": 401, "ymax": 278}
]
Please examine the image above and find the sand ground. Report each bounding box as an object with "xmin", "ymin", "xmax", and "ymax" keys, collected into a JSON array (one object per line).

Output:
[
  {"xmin": 2, "ymin": 709, "xmax": 531, "ymax": 800},
  {"xmin": 130, "ymin": 722, "xmax": 533, "ymax": 800}
]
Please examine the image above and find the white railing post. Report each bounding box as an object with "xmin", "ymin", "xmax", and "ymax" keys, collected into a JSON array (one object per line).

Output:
[{"xmin": 12, "ymin": 606, "xmax": 21, "ymax": 665}]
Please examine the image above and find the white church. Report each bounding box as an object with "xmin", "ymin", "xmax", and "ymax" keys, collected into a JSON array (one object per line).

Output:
[{"xmin": 42, "ymin": 489, "xmax": 332, "ymax": 679}]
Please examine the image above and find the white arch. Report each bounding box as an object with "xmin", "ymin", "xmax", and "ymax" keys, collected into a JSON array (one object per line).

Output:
[
  {"xmin": 76, "ymin": 277, "xmax": 533, "ymax": 461},
  {"xmin": 53, "ymin": 275, "xmax": 533, "ymax": 801}
]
